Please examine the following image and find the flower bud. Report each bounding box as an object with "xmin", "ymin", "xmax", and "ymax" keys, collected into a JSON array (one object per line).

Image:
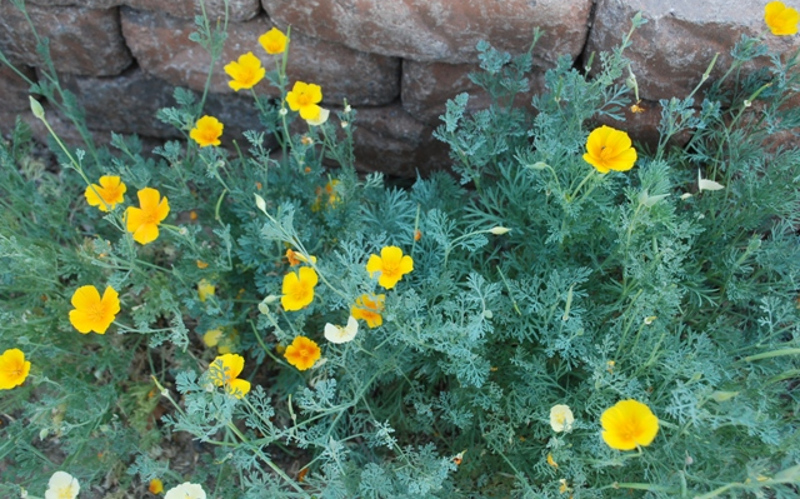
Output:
[
  {"xmin": 254, "ymin": 193, "xmax": 267, "ymax": 214},
  {"xmin": 29, "ymin": 96, "xmax": 45, "ymax": 120},
  {"xmin": 526, "ymin": 161, "xmax": 549, "ymax": 170},
  {"xmin": 258, "ymin": 295, "xmax": 280, "ymax": 314},
  {"xmin": 489, "ymin": 226, "xmax": 511, "ymax": 235}
]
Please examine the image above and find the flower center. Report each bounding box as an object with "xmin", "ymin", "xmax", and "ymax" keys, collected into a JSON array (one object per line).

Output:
[
  {"xmin": 89, "ymin": 301, "xmax": 109, "ymax": 324},
  {"xmin": 202, "ymin": 129, "xmax": 218, "ymax": 143},
  {"xmin": 618, "ymin": 420, "xmax": 640, "ymax": 442},
  {"xmin": 57, "ymin": 485, "xmax": 76, "ymax": 499},
  {"xmin": 239, "ymin": 66, "xmax": 255, "ymax": 83},
  {"xmin": 142, "ymin": 209, "xmax": 161, "ymax": 224},
  {"xmin": 295, "ymin": 92, "xmax": 313, "ymax": 107},
  {"xmin": 102, "ymin": 186, "xmax": 121, "ymax": 203},
  {"xmin": 292, "ymin": 282, "xmax": 311, "ymax": 301}
]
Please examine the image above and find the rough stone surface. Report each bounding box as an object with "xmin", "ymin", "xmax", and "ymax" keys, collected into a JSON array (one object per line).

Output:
[
  {"xmin": 18, "ymin": 104, "xmax": 114, "ymax": 147},
  {"xmin": 587, "ymin": 0, "xmax": 800, "ymax": 102},
  {"xmin": 25, "ymin": 61, "xmax": 444, "ymax": 177},
  {"xmin": 0, "ymin": 3, "xmax": 132, "ymax": 76},
  {"xmin": 261, "ymin": 0, "xmax": 593, "ymax": 65},
  {"xmin": 59, "ymin": 68, "xmax": 181, "ymax": 139},
  {"xmin": 0, "ymin": 64, "xmax": 36, "ymax": 114},
  {"xmin": 121, "ymin": 8, "xmax": 400, "ymax": 106},
  {"xmin": 594, "ymin": 99, "xmax": 688, "ymax": 151},
  {"xmin": 401, "ymin": 60, "xmax": 545, "ymax": 125},
  {"xmin": 0, "ymin": 65, "xmax": 37, "ymax": 136},
  {"xmin": 354, "ymin": 104, "xmax": 449, "ymax": 177},
  {"xmin": 59, "ymin": 67, "xmax": 280, "ymax": 149},
  {"xmin": 28, "ymin": 0, "xmax": 261, "ymax": 22}
]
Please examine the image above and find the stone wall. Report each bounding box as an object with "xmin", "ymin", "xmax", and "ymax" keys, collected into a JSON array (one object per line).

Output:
[{"xmin": 1, "ymin": 0, "xmax": 797, "ymax": 175}]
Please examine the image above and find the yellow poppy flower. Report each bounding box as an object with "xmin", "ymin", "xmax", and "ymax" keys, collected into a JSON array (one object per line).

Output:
[
  {"xmin": 68, "ymin": 285, "xmax": 120, "ymax": 334},
  {"xmin": 84, "ymin": 175, "xmax": 126, "ymax": 212},
  {"xmin": 190, "ymin": 115, "xmax": 224, "ymax": 148},
  {"xmin": 284, "ymin": 336, "xmax": 321, "ymax": 371},
  {"xmin": 125, "ymin": 187, "xmax": 170, "ymax": 245},
  {"xmin": 197, "ymin": 279, "xmax": 215, "ymax": 302},
  {"xmin": 224, "ymin": 52, "xmax": 266, "ymax": 91},
  {"xmin": 203, "ymin": 329, "xmax": 223, "ymax": 348},
  {"xmin": 546, "ymin": 453, "xmax": 558, "ymax": 469},
  {"xmin": 148, "ymin": 478, "xmax": 164, "ymax": 495},
  {"xmin": 582, "ymin": 125, "xmax": 637, "ymax": 174},
  {"xmin": 259, "ymin": 27, "xmax": 288, "ymax": 55},
  {"xmin": 0, "ymin": 348, "xmax": 31, "ymax": 390},
  {"xmin": 203, "ymin": 328, "xmax": 237, "ymax": 354},
  {"xmin": 600, "ymin": 399, "xmax": 659, "ymax": 450},
  {"xmin": 286, "ymin": 81, "xmax": 323, "ymax": 121},
  {"xmin": 366, "ymin": 246, "xmax": 413, "ymax": 290},
  {"xmin": 351, "ymin": 294, "xmax": 385, "ymax": 328},
  {"xmin": 281, "ymin": 267, "xmax": 318, "ymax": 311},
  {"xmin": 765, "ymin": 1, "xmax": 800, "ymax": 36},
  {"xmin": 209, "ymin": 353, "xmax": 250, "ymax": 399}
]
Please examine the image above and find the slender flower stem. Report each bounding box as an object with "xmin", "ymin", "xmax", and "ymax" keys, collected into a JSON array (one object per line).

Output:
[{"xmin": 569, "ymin": 170, "xmax": 597, "ymax": 201}]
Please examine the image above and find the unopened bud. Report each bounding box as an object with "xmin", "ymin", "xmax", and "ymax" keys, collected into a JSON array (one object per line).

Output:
[
  {"xmin": 29, "ymin": 96, "xmax": 45, "ymax": 120},
  {"xmin": 527, "ymin": 161, "xmax": 549, "ymax": 170},
  {"xmin": 254, "ymin": 193, "xmax": 267, "ymax": 214},
  {"xmin": 279, "ymin": 107, "xmax": 288, "ymax": 116},
  {"xmin": 489, "ymin": 226, "xmax": 511, "ymax": 235},
  {"xmin": 258, "ymin": 295, "xmax": 280, "ymax": 314},
  {"xmin": 710, "ymin": 390, "xmax": 739, "ymax": 402}
]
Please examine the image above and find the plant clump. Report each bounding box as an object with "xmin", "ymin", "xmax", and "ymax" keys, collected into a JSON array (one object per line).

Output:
[{"xmin": 1, "ymin": 2, "xmax": 800, "ymax": 498}]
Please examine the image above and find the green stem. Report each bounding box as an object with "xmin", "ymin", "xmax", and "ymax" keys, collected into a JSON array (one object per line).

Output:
[{"xmin": 226, "ymin": 422, "xmax": 308, "ymax": 496}]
